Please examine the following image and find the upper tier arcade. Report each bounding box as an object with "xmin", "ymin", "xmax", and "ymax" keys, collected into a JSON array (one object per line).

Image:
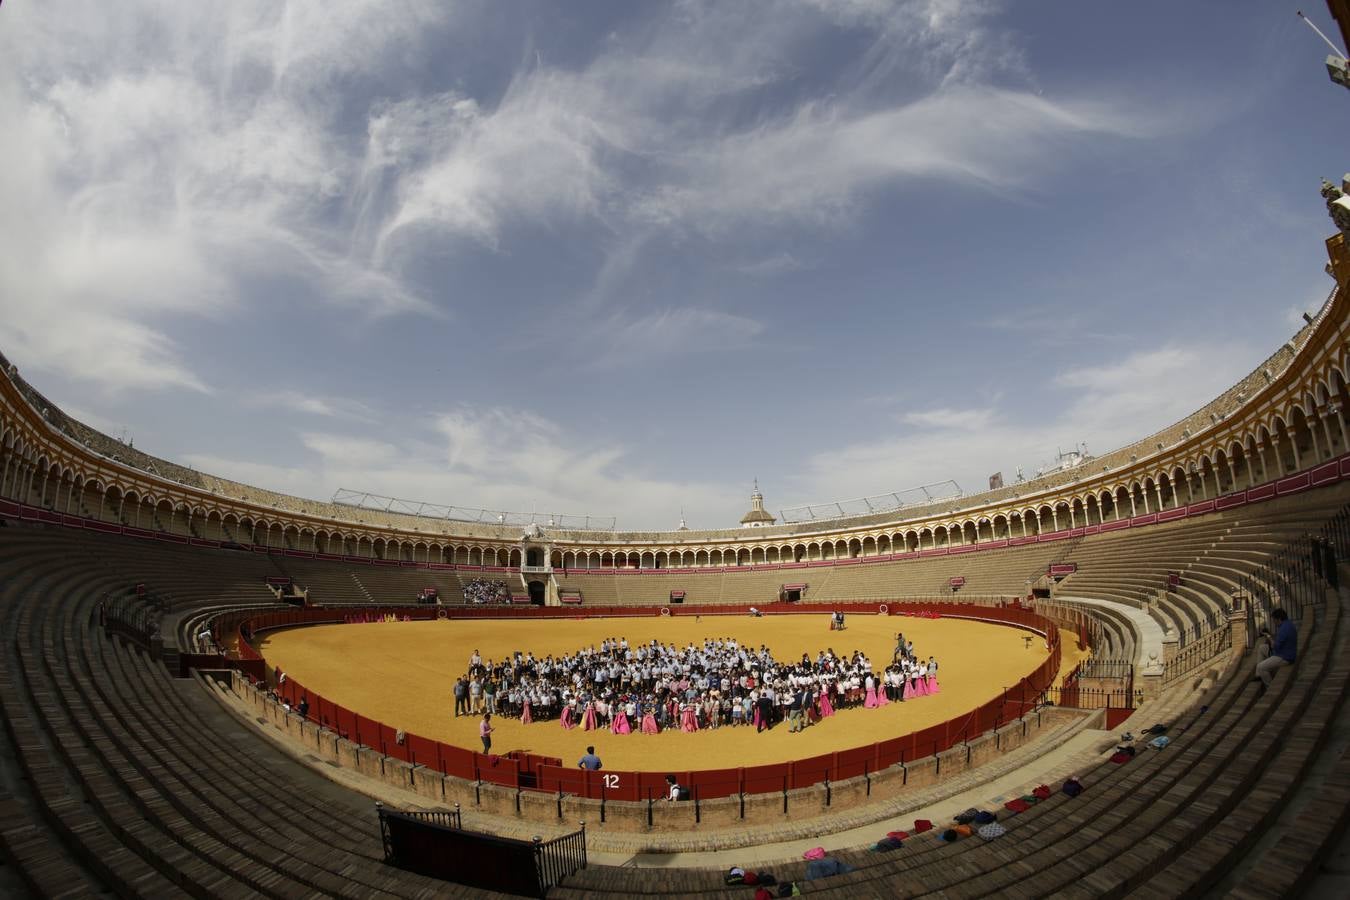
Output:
[{"xmin": 2, "ymin": 233, "xmax": 1349, "ymax": 567}]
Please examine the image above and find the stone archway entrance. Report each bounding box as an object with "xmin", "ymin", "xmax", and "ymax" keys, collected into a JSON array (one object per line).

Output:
[{"xmin": 528, "ymin": 580, "xmax": 547, "ymax": 606}]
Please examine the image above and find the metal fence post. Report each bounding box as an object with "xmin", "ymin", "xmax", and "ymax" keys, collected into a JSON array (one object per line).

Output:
[{"xmin": 532, "ymin": 836, "xmax": 544, "ymax": 899}]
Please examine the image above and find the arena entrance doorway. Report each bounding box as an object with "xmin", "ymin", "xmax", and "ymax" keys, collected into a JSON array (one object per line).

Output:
[{"xmin": 527, "ymin": 580, "xmax": 547, "ymax": 606}]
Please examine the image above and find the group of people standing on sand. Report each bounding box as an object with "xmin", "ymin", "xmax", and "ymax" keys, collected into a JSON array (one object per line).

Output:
[
  {"xmin": 452, "ymin": 627, "xmax": 941, "ymax": 737},
  {"xmin": 886, "ymin": 631, "xmax": 940, "ymax": 702}
]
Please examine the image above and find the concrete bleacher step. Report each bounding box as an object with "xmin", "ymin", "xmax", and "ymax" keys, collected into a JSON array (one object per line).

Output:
[
  {"xmin": 18, "ymin": 587, "xmax": 273, "ymax": 897},
  {"xmin": 548, "ymin": 562, "xmax": 1340, "ymax": 897},
  {"xmin": 1105, "ymin": 597, "xmax": 1346, "ymax": 896},
  {"xmin": 0, "ymin": 591, "xmax": 186, "ymax": 895},
  {"xmin": 2, "ymin": 493, "xmax": 1347, "ymax": 896},
  {"xmin": 0, "ymin": 531, "xmax": 517, "ymax": 898}
]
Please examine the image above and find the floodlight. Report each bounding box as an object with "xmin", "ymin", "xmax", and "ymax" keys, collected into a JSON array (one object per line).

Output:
[
  {"xmin": 1330, "ymin": 54, "xmax": 1350, "ymax": 89},
  {"xmin": 1299, "ymin": 11, "xmax": 1350, "ymax": 90}
]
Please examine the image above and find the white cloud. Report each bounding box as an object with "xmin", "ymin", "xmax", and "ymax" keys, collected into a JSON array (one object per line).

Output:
[
  {"xmin": 901, "ymin": 407, "xmax": 996, "ymax": 431},
  {"xmin": 0, "ymin": 0, "xmax": 1155, "ymax": 391},
  {"xmin": 434, "ymin": 408, "xmax": 565, "ymax": 475},
  {"xmin": 299, "ymin": 432, "xmax": 403, "ymax": 470},
  {"xmin": 376, "ymin": 73, "xmax": 624, "ymax": 252},
  {"xmin": 1054, "ymin": 346, "xmax": 1202, "ymax": 393},
  {"xmin": 180, "ymin": 454, "xmax": 320, "ymax": 500},
  {"xmin": 371, "ymin": 0, "xmax": 1150, "ymax": 302},
  {"xmin": 245, "ymin": 391, "xmax": 375, "ymax": 421},
  {"xmin": 1282, "ymin": 280, "xmax": 1337, "ymax": 331},
  {"xmin": 58, "ymin": 404, "xmax": 137, "ymax": 442},
  {"xmin": 981, "ymin": 306, "xmax": 1113, "ymax": 347},
  {"xmin": 733, "ymin": 252, "xmax": 806, "ymax": 277},
  {"xmin": 0, "ymin": 1, "xmax": 454, "ymax": 393},
  {"xmin": 793, "ymin": 0, "xmax": 1029, "ymax": 87},
  {"xmin": 790, "ymin": 342, "xmax": 1253, "ymax": 505},
  {"xmin": 582, "ymin": 308, "xmax": 766, "ymax": 370},
  {"xmin": 187, "ymin": 406, "xmax": 745, "ymax": 528},
  {"xmin": 265, "ymin": 343, "xmax": 1245, "ymax": 526},
  {"xmin": 635, "ymin": 86, "xmax": 1142, "ymax": 235}
]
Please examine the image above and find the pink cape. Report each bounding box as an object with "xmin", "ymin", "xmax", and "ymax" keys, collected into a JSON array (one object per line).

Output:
[
  {"xmin": 561, "ymin": 707, "xmax": 575, "ymax": 730},
  {"xmin": 818, "ymin": 692, "xmax": 835, "ymax": 718},
  {"xmin": 902, "ymin": 680, "xmax": 915, "ymax": 701},
  {"xmin": 877, "ymin": 685, "xmax": 890, "ymax": 707},
  {"xmin": 680, "ymin": 707, "xmax": 699, "ymax": 732},
  {"xmin": 864, "ymin": 687, "xmax": 878, "ymax": 709},
  {"xmin": 914, "ymin": 677, "xmax": 929, "ymax": 697},
  {"xmin": 612, "ymin": 712, "xmax": 631, "ymax": 735},
  {"xmin": 582, "ymin": 703, "xmax": 598, "ymax": 732},
  {"xmin": 641, "ymin": 713, "xmax": 660, "ymax": 734},
  {"xmin": 927, "ymin": 675, "xmax": 939, "ymax": 694},
  {"xmin": 520, "ymin": 701, "xmax": 533, "ymax": 725}
]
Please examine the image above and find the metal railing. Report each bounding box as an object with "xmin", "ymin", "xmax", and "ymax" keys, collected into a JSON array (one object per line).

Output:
[
  {"xmin": 98, "ymin": 588, "xmax": 165, "ymax": 650},
  {"xmin": 1164, "ymin": 626, "xmax": 1232, "ymax": 687},
  {"xmin": 1076, "ymin": 659, "xmax": 1136, "ymax": 679},
  {"xmin": 395, "ymin": 806, "xmax": 462, "ymax": 830},
  {"xmin": 376, "ymin": 802, "xmax": 585, "ymax": 898},
  {"xmin": 1236, "ymin": 506, "xmax": 1348, "ymax": 650},
  {"xmin": 780, "ymin": 480, "xmax": 963, "ymax": 524},
  {"xmin": 1176, "ymin": 606, "xmax": 1228, "ymax": 647},
  {"xmin": 533, "ymin": 823, "xmax": 588, "ymax": 896},
  {"xmin": 1041, "ymin": 685, "xmax": 1135, "ymax": 710}
]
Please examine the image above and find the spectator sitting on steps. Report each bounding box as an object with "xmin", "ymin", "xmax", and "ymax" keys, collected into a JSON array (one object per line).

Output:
[{"xmin": 1254, "ymin": 607, "xmax": 1297, "ymax": 688}]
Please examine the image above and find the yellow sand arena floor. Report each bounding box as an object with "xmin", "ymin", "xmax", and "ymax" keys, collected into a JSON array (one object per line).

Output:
[{"xmin": 259, "ymin": 613, "xmax": 1080, "ymax": 772}]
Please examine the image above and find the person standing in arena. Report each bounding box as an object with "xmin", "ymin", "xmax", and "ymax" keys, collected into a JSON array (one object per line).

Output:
[
  {"xmin": 756, "ymin": 690, "xmax": 775, "ymax": 733},
  {"xmin": 469, "ymin": 675, "xmax": 483, "ymax": 714},
  {"xmin": 453, "ymin": 677, "xmax": 468, "ymax": 717},
  {"xmin": 479, "ymin": 713, "xmax": 494, "ymax": 754}
]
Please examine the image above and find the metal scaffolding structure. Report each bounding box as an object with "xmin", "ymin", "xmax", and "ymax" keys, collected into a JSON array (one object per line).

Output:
[{"xmin": 779, "ymin": 480, "xmax": 963, "ymax": 524}]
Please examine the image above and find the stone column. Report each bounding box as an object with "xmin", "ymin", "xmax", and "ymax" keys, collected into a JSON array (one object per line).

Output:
[
  {"xmin": 1161, "ymin": 632, "xmax": 1179, "ymax": 668},
  {"xmin": 1229, "ymin": 598, "xmax": 1249, "ymax": 663},
  {"xmin": 1307, "ymin": 420, "xmax": 1323, "ymax": 462}
]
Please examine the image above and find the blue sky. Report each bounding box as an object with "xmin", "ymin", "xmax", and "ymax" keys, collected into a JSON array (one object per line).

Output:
[{"xmin": 1, "ymin": 1, "xmax": 1347, "ymax": 530}]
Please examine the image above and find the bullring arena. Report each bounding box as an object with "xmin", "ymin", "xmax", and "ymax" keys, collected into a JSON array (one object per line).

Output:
[
  {"xmin": 3, "ymin": 275, "xmax": 1350, "ymax": 897},
  {"xmin": 3, "ymin": 10, "xmax": 1350, "ymax": 900},
  {"xmin": 5, "ymin": 254, "xmax": 1350, "ymax": 897},
  {"xmin": 256, "ymin": 610, "xmax": 1070, "ymax": 773}
]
